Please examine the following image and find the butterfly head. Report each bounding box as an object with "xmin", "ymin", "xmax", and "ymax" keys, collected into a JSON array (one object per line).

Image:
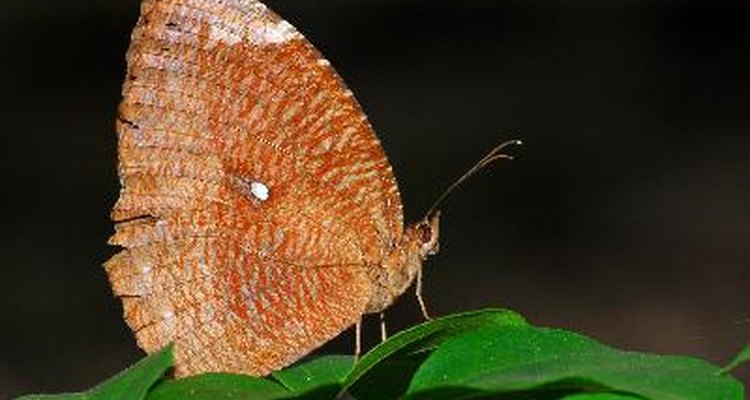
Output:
[{"xmin": 412, "ymin": 210, "xmax": 441, "ymax": 260}]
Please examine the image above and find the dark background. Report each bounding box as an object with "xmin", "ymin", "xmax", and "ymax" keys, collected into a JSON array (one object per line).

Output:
[{"xmin": 1, "ymin": 0, "xmax": 748, "ymax": 397}]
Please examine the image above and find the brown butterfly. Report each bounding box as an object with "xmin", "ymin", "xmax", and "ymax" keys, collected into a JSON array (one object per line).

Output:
[{"xmin": 105, "ymin": 0, "xmax": 516, "ymax": 377}]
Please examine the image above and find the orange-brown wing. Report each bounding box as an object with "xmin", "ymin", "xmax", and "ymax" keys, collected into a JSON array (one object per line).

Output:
[
  {"xmin": 106, "ymin": 205, "xmax": 371, "ymax": 376},
  {"xmin": 106, "ymin": 0, "xmax": 403, "ymax": 376}
]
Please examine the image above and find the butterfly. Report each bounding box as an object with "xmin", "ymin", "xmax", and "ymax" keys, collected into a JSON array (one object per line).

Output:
[{"xmin": 104, "ymin": 0, "xmax": 442, "ymax": 377}]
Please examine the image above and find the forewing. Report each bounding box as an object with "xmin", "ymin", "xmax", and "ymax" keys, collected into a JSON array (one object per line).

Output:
[{"xmin": 107, "ymin": 0, "xmax": 403, "ymax": 376}]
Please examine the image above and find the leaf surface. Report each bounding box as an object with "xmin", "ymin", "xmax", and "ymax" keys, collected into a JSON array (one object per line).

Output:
[{"xmin": 407, "ymin": 326, "xmax": 745, "ymax": 400}]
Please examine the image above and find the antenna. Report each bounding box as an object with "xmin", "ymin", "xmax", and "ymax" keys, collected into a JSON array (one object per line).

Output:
[{"xmin": 423, "ymin": 139, "xmax": 523, "ymax": 220}]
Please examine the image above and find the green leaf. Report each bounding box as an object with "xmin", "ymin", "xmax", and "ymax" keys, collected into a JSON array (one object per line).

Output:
[
  {"xmin": 721, "ymin": 342, "xmax": 750, "ymax": 374},
  {"xmin": 16, "ymin": 344, "xmax": 173, "ymax": 400},
  {"xmin": 271, "ymin": 355, "xmax": 354, "ymax": 399},
  {"xmin": 146, "ymin": 374, "xmax": 289, "ymax": 400},
  {"xmin": 17, "ymin": 311, "xmax": 746, "ymax": 400},
  {"xmin": 343, "ymin": 309, "xmax": 526, "ymax": 399},
  {"xmin": 407, "ymin": 326, "xmax": 745, "ymax": 400}
]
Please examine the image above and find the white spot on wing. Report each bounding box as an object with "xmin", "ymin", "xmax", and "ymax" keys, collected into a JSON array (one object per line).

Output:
[{"xmin": 250, "ymin": 181, "xmax": 270, "ymax": 201}]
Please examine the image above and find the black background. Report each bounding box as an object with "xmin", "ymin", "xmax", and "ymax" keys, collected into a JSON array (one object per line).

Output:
[{"xmin": 1, "ymin": 0, "xmax": 748, "ymax": 397}]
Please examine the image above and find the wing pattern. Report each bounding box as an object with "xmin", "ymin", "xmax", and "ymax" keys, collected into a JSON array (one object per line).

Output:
[{"xmin": 106, "ymin": 0, "xmax": 404, "ymax": 376}]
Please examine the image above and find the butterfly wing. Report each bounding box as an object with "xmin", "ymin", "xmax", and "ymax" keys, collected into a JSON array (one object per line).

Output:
[{"xmin": 106, "ymin": 0, "xmax": 403, "ymax": 376}]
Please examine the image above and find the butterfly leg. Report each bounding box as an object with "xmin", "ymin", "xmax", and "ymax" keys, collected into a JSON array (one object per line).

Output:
[
  {"xmin": 379, "ymin": 312, "xmax": 388, "ymax": 342},
  {"xmin": 416, "ymin": 267, "xmax": 432, "ymax": 320}
]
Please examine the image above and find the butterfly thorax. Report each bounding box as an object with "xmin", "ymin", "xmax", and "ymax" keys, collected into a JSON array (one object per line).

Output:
[{"xmin": 364, "ymin": 212, "xmax": 441, "ymax": 313}]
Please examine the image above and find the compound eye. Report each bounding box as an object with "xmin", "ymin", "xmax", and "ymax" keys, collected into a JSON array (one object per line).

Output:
[{"xmin": 416, "ymin": 223, "xmax": 432, "ymax": 244}]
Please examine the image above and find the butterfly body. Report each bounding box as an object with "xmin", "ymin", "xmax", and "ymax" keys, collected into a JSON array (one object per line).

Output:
[{"xmin": 105, "ymin": 0, "xmax": 439, "ymax": 376}]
